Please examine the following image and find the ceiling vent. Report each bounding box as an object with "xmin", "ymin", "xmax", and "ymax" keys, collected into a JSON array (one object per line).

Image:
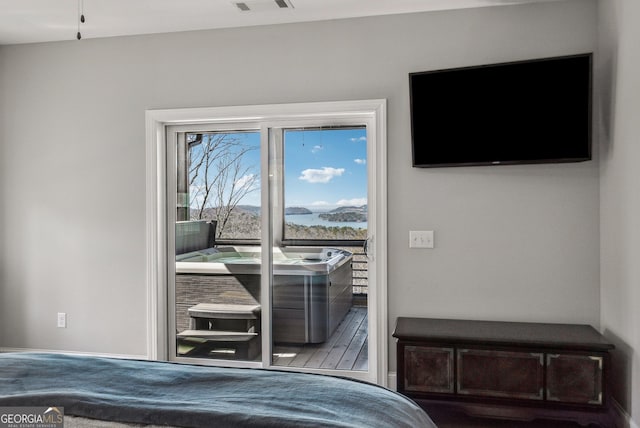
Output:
[{"xmin": 234, "ymin": 0, "xmax": 294, "ymax": 12}]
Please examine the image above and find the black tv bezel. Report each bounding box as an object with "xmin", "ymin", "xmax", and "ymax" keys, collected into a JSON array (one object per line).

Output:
[{"xmin": 409, "ymin": 53, "xmax": 593, "ymax": 168}]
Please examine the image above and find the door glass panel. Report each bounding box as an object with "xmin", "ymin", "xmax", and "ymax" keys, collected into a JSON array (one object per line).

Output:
[
  {"xmin": 272, "ymin": 127, "xmax": 368, "ymax": 371},
  {"xmin": 282, "ymin": 128, "xmax": 367, "ymax": 241},
  {"xmin": 174, "ymin": 130, "xmax": 263, "ymax": 362}
]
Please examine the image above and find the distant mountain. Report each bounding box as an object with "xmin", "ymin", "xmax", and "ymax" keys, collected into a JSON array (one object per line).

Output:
[
  {"xmin": 319, "ymin": 205, "xmax": 367, "ymax": 223},
  {"xmin": 328, "ymin": 205, "xmax": 367, "ymax": 214},
  {"xmin": 285, "ymin": 207, "xmax": 313, "ymax": 215},
  {"xmin": 193, "ymin": 204, "xmax": 366, "ymax": 221},
  {"xmin": 204, "ymin": 205, "xmax": 316, "ymax": 215},
  {"xmin": 235, "ymin": 205, "xmax": 261, "ymax": 215},
  {"xmin": 189, "ymin": 204, "xmax": 367, "ymax": 240}
]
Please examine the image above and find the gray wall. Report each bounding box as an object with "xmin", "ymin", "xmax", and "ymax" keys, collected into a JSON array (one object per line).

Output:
[
  {"xmin": 598, "ymin": 0, "xmax": 640, "ymax": 422},
  {"xmin": 0, "ymin": 0, "xmax": 599, "ymax": 369}
]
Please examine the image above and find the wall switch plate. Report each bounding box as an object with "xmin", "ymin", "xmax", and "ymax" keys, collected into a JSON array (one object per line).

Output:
[
  {"xmin": 57, "ymin": 312, "xmax": 67, "ymax": 328},
  {"xmin": 409, "ymin": 230, "xmax": 434, "ymax": 249}
]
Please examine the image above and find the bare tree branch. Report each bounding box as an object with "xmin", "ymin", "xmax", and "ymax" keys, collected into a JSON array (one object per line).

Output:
[{"xmin": 187, "ymin": 132, "xmax": 259, "ymax": 238}]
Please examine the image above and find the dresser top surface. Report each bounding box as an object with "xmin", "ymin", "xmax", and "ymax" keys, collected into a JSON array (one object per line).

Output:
[{"xmin": 393, "ymin": 317, "xmax": 614, "ymax": 351}]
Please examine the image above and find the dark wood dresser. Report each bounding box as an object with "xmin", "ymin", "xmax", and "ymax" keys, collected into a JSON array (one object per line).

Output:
[{"xmin": 393, "ymin": 317, "xmax": 615, "ymax": 427}]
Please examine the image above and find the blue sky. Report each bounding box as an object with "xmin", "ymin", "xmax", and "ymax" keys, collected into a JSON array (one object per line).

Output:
[
  {"xmin": 283, "ymin": 128, "xmax": 367, "ymax": 210},
  {"xmin": 207, "ymin": 128, "xmax": 367, "ymax": 211},
  {"xmin": 191, "ymin": 128, "xmax": 367, "ymax": 211}
]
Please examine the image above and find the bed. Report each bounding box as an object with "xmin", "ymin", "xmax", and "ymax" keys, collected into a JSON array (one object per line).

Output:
[{"xmin": 0, "ymin": 353, "xmax": 436, "ymax": 427}]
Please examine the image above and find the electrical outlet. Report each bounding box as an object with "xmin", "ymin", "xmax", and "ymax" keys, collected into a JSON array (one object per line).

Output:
[
  {"xmin": 57, "ymin": 312, "xmax": 67, "ymax": 328},
  {"xmin": 409, "ymin": 230, "xmax": 434, "ymax": 249}
]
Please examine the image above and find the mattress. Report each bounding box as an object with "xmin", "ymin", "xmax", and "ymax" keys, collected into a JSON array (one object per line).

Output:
[{"xmin": 0, "ymin": 353, "xmax": 436, "ymax": 428}]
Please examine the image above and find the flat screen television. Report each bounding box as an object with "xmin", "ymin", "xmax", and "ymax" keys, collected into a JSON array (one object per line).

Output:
[{"xmin": 410, "ymin": 53, "xmax": 592, "ymax": 168}]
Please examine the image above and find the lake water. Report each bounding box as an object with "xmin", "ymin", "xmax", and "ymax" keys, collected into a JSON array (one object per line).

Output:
[{"xmin": 285, "ymin": 213, "xmax": 367, "ymax": 230}]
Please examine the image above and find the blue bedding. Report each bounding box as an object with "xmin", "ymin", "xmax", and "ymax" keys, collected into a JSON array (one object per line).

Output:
[{"xmin": 0, "ymin": 353, "xmax": 436, "ymax": 428}]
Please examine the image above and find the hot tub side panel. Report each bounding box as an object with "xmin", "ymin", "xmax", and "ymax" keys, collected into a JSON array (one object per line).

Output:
[
  {"xmin": 272, "ymin": 260, "xmax": 353, "ymax": 344},
  {"xmin": 328, "ymin": 261, "xmax": 354, "ymax": 336},
  {"xmin": 272, "ymin": 274, "xmax": 328, "ymax": 344}
]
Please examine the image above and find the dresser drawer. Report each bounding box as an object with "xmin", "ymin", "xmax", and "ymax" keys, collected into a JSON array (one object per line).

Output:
[
  {"xmin": 403, "ymin": 345, "xmax": 454, "ymax": 394},
  {"xmin": 547, "ymin": 353, "xmax": 604, "ymax": 405},
  {"xmin": 457, "ymin": 349, "xmax": 544, "ymax": 400}
]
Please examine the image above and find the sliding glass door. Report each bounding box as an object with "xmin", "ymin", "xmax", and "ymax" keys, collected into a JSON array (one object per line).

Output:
[
  {"xmin": 169, "ymin": 126, "xmax": 264, "ymax": 364},
  {"xmin": 270, "ymin": 127, "xmax": 368, "ymax": 373},
  {"xmin": 157, "ymin": 101, "xmax": 384, "ymax": 383}
]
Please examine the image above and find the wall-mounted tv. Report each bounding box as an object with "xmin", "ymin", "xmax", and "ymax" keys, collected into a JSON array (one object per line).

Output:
[{"xmin": 410, "ymin": 53, "xmax": 592, "ymax": 168}]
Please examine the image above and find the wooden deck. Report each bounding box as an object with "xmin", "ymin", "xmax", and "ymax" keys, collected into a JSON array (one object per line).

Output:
[{"xmin": 272, "ymin": 306, "xmax": 368, "ymax": 371}]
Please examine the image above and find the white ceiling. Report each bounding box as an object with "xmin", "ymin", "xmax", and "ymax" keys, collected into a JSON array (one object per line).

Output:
[{"xmin": 0, "ymin": 0, "xmax": 559, "ymax": 45}]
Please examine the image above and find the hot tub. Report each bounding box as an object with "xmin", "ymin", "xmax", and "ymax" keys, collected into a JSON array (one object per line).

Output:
[{"xmin": 175, "ymin": 246, "xmax": 354, "ymax": 344}]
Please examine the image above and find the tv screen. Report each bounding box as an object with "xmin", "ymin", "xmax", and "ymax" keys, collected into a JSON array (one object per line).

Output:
[{"xmin": 410, "ymin": 54, "xmax": 592, "ymax": 168}]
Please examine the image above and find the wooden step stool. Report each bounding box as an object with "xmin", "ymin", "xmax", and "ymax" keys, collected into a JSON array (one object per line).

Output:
[{"xmin": 178, "ymin": 302, "xmax": 261, "ymax": 360}]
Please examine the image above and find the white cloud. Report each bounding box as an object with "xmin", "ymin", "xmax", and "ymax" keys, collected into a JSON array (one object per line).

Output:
[
  {"xmin": 299, "ymin": 167, "xmax": 345, "ymax": 183},
  {"xmin": 354, "ymin": 158, "xmax": 366, "ymax": 165},
  {"xmin": 311, "ymin": 201, "xmax": 330, "ymax": 206},
  {"xmin": 336, "ymin": 198, "xmax": 367, "ymax": 206},
  {"xmin": 350, "ymin": 136, "xmax": 367, "ymax": 142},
  {"xmin": 235, "ymin": 173, "xmax": 258, "ymax": 191},
  {"xmin": 311, "ymin": 145, "xmax": 323, "ymax": 154}
]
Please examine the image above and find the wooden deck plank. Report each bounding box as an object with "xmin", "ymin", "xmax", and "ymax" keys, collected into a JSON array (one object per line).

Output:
[
  {"xmin": 286, "ymin": 343, "xmax": 317, "ymax": 368},
  {"xmin": 271, "ymin": 345, "xmax": 301, "ymax": 366},
  {"xmin": 272, "ymin": 307, "xmax": 368, "ymax": 371},
  {"xmin": 336, "ymin": 313, "xmax": 368, "ymax": 370},
  {"xmin": 319, "ymin": 309, "xmax": 365, "ymax": 369},
  {"xmin": 303, "ymin": 309, "xmax": 359, "ymax": 368},
  {"xmin": 353, "ymin": 336, "xmax": 369, "ymax": 371}
]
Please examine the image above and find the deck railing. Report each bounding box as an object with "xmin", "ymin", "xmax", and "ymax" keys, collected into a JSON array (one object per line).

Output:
[{"xmin": 336, "ymin": 246, "xmax": 368, "ymax": 305}]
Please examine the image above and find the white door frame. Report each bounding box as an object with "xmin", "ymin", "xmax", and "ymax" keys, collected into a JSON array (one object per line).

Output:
[{"xmin": 145, "ymin": 100, "xmax": 388, "ymax": 385}]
